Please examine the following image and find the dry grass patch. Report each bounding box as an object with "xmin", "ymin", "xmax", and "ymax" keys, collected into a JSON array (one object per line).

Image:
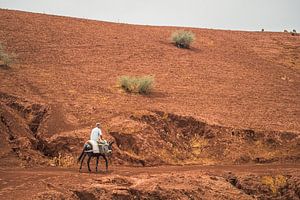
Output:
[
  {"xmin": 118, "ymin": 75, "xmax": 154, "ymax": 94},
  {"xmin": 0, "ymin": 43, "xmax": 16, "ymax": 67},
  {"xmin": 171, "ymin": 30, "xmax": 195, "ymax": 49},
  {"xmin": 261, "ymin": 175, "xmax": 287, "ymax": 194},
  {"xmin": 49, "ymin": 153, "xmax": 76, "ymax": 167}
]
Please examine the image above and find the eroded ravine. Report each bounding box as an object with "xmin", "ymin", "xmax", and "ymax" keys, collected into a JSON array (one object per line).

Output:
[
  {"xmin": 1, "ymin": 93, "xmax": 299, "ymax": 167},
  {"xmin": 108, "ymin": 110, "xmax": 300, "ymax": 166}
]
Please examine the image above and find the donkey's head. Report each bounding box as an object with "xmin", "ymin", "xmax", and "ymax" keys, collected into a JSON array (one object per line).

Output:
[
  {"xmin": 106, "ymin": 141, "xmax": 114, "ymax": 155},
  {"xmin": 108, "ymin": 141, "xmax": 114, "ymax": 149}
]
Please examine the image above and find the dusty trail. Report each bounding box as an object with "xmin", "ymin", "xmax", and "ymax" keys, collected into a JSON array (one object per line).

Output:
[{"xmin": 1, "ymin": 164, "xmax": 299, "ymax": 178}]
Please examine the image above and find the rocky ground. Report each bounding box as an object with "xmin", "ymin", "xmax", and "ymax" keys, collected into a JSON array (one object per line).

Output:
[{"xmin": 1, "ymin": 164, "xmax": 299, "ymax": 200}]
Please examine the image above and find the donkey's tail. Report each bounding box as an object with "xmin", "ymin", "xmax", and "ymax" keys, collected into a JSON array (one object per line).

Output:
[{"xmin": 77, "ymin": 146, "xmax": 85, "ymax": 163}]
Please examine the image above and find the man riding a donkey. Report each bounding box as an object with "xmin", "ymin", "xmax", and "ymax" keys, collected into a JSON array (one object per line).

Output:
[{"xmin": 77, "ymin": 123, "xmax": 113, "ymax": 172}]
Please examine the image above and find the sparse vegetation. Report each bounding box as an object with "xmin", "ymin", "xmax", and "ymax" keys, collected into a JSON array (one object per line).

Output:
[
  {"xmin": 171, "ymin": 30, "xmax": 195, "ymax": 49},
  {"xmin": 261, "ymin": 175, "xmax": 287, "ymax": 194},
  {"xmin": 118, "ymin": 75, "xmax": 154, "ymax": 94},
  {"xmin": 49, "ymin": 153, "xmax": 75, "ymax": 167},
  {"xmin": 0, "ymin": 43, "xmax": 15, "ymax": 67}
]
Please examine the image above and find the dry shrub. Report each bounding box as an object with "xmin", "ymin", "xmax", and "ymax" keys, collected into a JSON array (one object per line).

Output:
[
  {"xmin": 50, "ymin": 153, "xmax": 76, "ymax": 167},
  {"xmin": 261, "ymin": 175, "xmax": 287, "ymax": 193},
  {"xmin": 35, "ymin": 191, "xmax": 66, "ymax": 200},
  {"xmin": 0, "ymin": 43, "xmax": 16, "ymax": 66},
  {"xmin": 171, "ymin": 30, "xmax": 195, "ymax": 49},
  {"xmin": 190, "ymin": 137, "xmax": 208, "ymax": 148},
  {"xmin": 118, "ymin": 75, "xmax": 154, "ymax": 94}
]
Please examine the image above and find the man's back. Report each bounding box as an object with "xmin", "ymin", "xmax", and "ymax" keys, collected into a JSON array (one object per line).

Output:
[{"xmin": 90, "ymin": 127, "xmax": 102, "ymax": 142}]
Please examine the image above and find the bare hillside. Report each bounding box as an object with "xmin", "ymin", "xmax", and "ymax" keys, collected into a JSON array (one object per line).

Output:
[{"xmin": 0, "ymin": 9, "xmax": 299, "ymax": 166}]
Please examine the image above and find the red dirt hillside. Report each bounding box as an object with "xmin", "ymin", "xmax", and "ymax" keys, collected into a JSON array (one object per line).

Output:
[{"xmin": 0, "ymin": 9, "xmax": 300, "ymax": 167}]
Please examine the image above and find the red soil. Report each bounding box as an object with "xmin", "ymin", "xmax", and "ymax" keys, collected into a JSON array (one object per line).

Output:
[
  {"xmin": 0, "ymin": 164, "xmax": 299, "ymax": 200},
  {"xmin": 0, "ymin": 9, "xmax": 299, "ymax": 133},
  {"xmin": 0, "ymin": 9, "xmax": 300, "ymax": 199}
]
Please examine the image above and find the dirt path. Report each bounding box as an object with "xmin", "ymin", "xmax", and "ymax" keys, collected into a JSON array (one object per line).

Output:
[{"xmin": 1, "ymin": 163, "xmax": 299, "ymax": 178}]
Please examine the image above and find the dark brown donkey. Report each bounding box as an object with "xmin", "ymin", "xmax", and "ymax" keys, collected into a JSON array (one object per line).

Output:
[{"xmin": 77, "ymin": 141, "xmax": 114, "ymax": 172}]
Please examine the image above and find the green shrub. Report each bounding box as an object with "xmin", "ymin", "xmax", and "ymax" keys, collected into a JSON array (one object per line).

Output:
[
  {"xmin": 118, "ymin": 75, "xmax": 154, "ymax": 94},
  {"xmin": 0, "ymin": 43, "xmax": 15, "ymax": 66},
  {"xmin": 171, "ymin": 30, "xmax": 195, "ymax": 49}
]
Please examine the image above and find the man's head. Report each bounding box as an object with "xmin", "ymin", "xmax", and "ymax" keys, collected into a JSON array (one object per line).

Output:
[{"xmin": 96, "ymin": 123, "xmax": 100, "ymax": 128}]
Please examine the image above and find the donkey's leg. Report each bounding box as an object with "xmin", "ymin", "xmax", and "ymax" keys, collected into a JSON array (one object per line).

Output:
[
  {"xmin": 96, "ymin": 156, "xmax": 99, "ymax": 172},
  {"xmin": 87, "ymin": 155, "xmax": 92, "ymax": 172},
  {"xmin": 103, "ymin": 155, "xmax": 108, "ymax": 172},
  {"xmin": 79, "ymin": 153, "xmax": 86, "ymax": 172}
]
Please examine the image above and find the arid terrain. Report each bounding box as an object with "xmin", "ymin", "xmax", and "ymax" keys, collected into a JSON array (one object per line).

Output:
[
  {"xmin": 1, "ymin": 164, "xmax": 300, "ymax": 200},
  {"xmin": 0, "ymin": 9, "xmax": 299, "ymax": 199}
]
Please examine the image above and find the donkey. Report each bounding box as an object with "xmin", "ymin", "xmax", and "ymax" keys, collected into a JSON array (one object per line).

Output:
[{"xmin": 77, "ymin": 141, "xmax": 114, "ymax": 172}]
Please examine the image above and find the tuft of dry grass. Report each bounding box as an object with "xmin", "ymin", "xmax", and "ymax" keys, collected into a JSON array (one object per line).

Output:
[
  {"xmin": 118, "ymin": 75, "xmax": 154, "ymax": 94},
  {"xmin": 49, "ymin": 153, "xmax": 76, "ymax": 167},
  {"xmin": 0, "ymin": 43, "xmax": 16, "ymax": 67},
  {"xmin": 171, "ymin": 30, "xmax": 195, "ymax": 49},
  {"xmin": 261, "ymin": 175, "xmax": 287, "ymax": 194}
]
